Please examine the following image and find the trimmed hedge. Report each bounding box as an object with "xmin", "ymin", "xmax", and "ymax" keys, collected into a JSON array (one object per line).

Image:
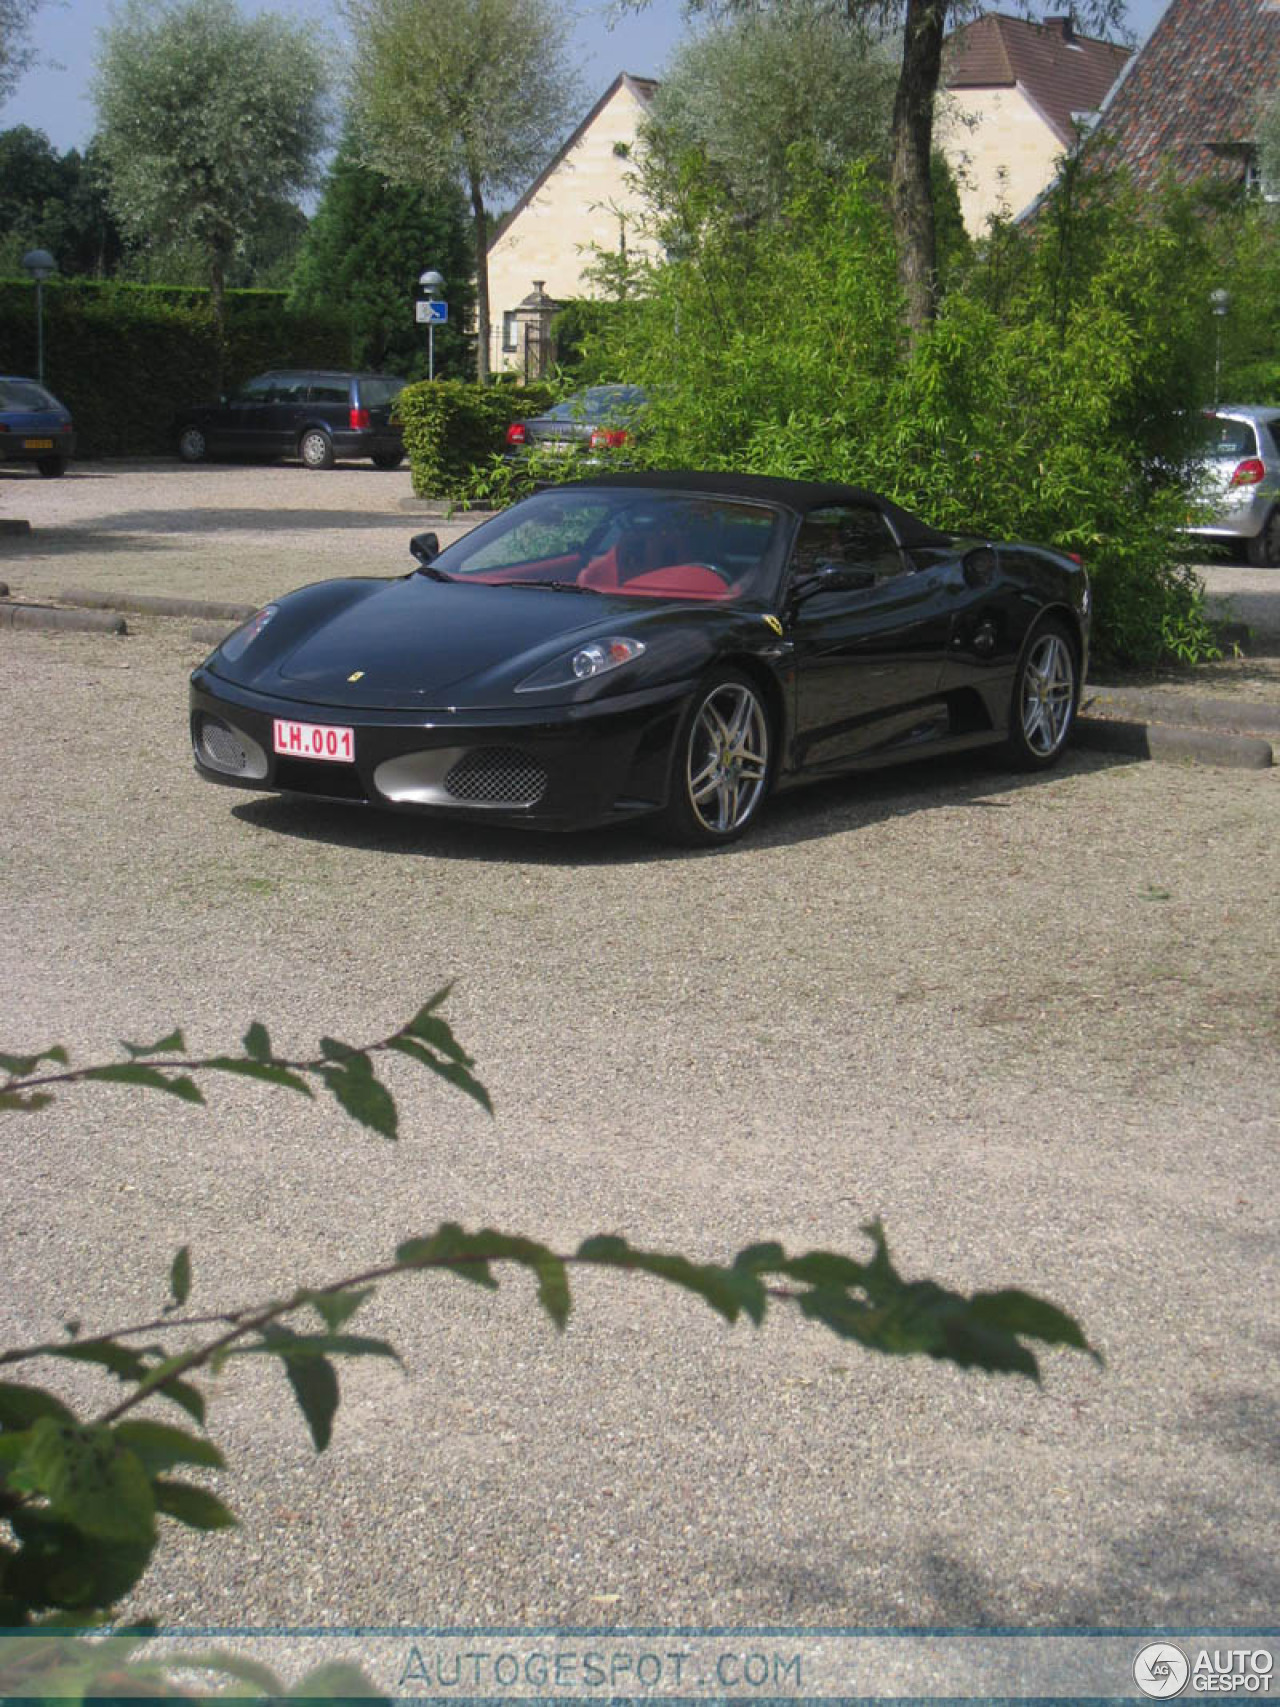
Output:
[
  {"xmin": 0, "ymin": 278, "xmax": 350, "ymax": 456},
  {"xmin": 398, "ymin": 378, "xmax": 557, "ymax": 502}
]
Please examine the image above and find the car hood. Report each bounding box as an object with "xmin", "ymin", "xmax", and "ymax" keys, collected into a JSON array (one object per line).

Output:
[{"xmin": 211, "ymin": 576, "xmax": 742, "ymax": 710}]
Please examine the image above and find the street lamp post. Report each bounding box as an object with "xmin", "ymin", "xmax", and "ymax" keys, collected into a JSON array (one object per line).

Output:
[
  {"xmin": 1210, "ymin": 288, "xmax": 1231, "ymax": 406},
  {"xmin": 21, "ymin": 249, "xmax": 57, "ymax": 386},
  {"xmin": 417, "ymin": 269, "xmax": 445, "ymax": 381}
]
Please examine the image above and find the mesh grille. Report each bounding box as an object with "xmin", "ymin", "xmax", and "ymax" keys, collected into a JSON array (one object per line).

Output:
[
  {"xmin": 444, "ymin": 747, "xmax": 548, "ymax": 807},
  {"xmin": 197, "ymin": 714, "xmax": 250, "ymax": 774}
]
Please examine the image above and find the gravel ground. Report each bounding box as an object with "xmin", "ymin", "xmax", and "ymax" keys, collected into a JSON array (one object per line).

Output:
[{"xmin": 1, "ymin": 462, "xmax": 1278, "ymax": 1639}]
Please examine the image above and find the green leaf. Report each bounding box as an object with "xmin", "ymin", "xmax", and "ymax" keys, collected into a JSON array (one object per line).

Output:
[
  {"xmin": 121, "ymin": 1029, "xmax": 185, "ymax": 1058},
  {"xmin": 112, "ymin": 1422, "xmax": 224, "ymax": 1475},
  {"xmin": 321, "ymin": 1062, "xmax": 398, "ymax": 1139},
  {"xmin": 5, "ymin": 1509, "xmax": 154, "ymax": 1612},
  {"xmin": 169, "ymin": 1245, "xmax": 191, "ymax": 1308},
  {"xmin": 576, "ymin": 1236, "xmax": 757, "ymax": 1324},
  {"xmin": 163, "ymin": 1650, "xmax": 283, "ymax": 1693},
  {"xmin": 157, "ymin": 1378, "xmax": 206, "ymax": 1427},
  {"xmin": 776, "ymin": 1250, "xmax": 872, "ymax": 1291},
  {"xmin": 0, "ymin": 1383, "xmax": 77, "ymax": 1432},
  {"xmin": 0, "ymin": 1090, "xmax": 54, "ymax": 1112},
  {"xmin": 233, "ymin": 1332, "xmax": 397, "ymax": 1363},
  {"xmin": 969, "ymin": 1288, "xmax": 1100, "ymax": 1361},
  {"xmin": 406, "ymin": 1049, "xmax": 493, "ymax": 1115},
  {"xmin": 397, "ymin": 1225, "xmax": 497, "ymax": 1288},
  {"xmin": 242, "ymin": 1021, "xmax": 272, "ymax": 1062},
  {"xmin": 44, "ymin": 1338, "xmax": 151, "ymax": 1381},
  {"xmin": 202, "ymin": 1055, "xmax": 314, "ymax": 1094},
  {"xmin": 288, "ymin": 1660, "xmax": 383, "ymax": 1698},
  {"xmin": 10, "ymin": 1419, "xmax": 156, "ymax": 1543},
  {"xmin": 319, "ymin": 1035, "xmax": 361, "ymax": 1064},
  {"xmin": 80, "ymin": 1064, "xmax": 204, "ymax": 1104},
  {"xmin": 398, "ymin": 1006, "xmax": 472, "ymax": 1065},
  {"xmin": 306, "ymin": 1286, "xmax": 374, "ymax": 1333},
  {"xmin": 259, "ymin": 1328, "xmax": 340, "ymax": 1452},
  {"xmin": 152, "ymin": 1479, "xmax": 237, "ymax": 1531},
  {"xmin": 0, "ymin": 1046, "xmax": 68, "ymax": 1076}
]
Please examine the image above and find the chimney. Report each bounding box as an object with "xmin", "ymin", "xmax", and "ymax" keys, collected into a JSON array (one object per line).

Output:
[{"xmin": 1048, "ymin": 14, "xmax": 1076, "ymax": 41}]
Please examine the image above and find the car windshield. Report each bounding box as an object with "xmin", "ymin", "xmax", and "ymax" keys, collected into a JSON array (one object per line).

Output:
[
  {"xmin": 1202, "ymin": 418, "xmax": 1258, "ymax": 459},
  {"xmin": 0, "ymin": 379, "xmax": 59, "ymax": 410},
  {"xmin": 430, "ymin": 486, "xmax": 783, "ymax": 603},
  {"xmin": 540, "ymin": 387, "xmax": 646, "ymax": 424}
]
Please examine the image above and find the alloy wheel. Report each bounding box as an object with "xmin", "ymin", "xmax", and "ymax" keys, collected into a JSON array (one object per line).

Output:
[{"xmin": 685, "ymin": 680, "xmax": 771, "ymax": 836}]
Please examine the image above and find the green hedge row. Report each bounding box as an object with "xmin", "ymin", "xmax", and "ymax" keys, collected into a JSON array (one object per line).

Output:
[
  {"xmin": 0, "ymin": 278, "xmax": 350, "ymax": 456},
  {"xmin": 398, "ymin": 378, "xmax": 557, "ymax": 502}
]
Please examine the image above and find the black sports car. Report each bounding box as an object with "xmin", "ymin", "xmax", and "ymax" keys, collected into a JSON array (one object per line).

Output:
[{"xmin": 189, "ymin": 472, "xmax": 1090, "ymax": 845}]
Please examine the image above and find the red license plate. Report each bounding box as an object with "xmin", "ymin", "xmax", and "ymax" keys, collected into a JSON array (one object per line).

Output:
[
  {"xmin": 273, "ymin": 718, "xmax": 355, "ymax": 762},
  {"xmin": 23, "ymin": 438, "xmax": 54, "ymax": 450}
]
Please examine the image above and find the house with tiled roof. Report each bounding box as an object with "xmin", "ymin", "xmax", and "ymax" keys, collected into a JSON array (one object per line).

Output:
[
  {"xmin": 1091, "ymin": 0, "xmax": 1280, "ymax": 192},
  {"xmin": 487, "ymin": 74, "xmax": 659, "ymax": 377},
  {"xmin": 937, "ymin": 13, "xmax": 1131, "ymax": 231}
]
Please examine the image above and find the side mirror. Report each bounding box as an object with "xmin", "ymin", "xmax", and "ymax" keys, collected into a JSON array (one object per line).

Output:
[
  {"xmin": 962, "ymin": 546, "xmax": 997, "ymax": 589},
  {"xmin": 410, "ymin": 531, "xmax": 440, "ymax": 568}
]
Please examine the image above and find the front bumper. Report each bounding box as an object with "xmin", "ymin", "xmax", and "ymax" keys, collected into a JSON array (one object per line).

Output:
[{"xmin": 189, "ymin": 669, "xmax": 688, "ymax": 831}]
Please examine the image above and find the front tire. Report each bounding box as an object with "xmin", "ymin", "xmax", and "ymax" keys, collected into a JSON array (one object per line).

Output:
[
  {"xmin": 177, "ymin": 425, "xmax": 207, "ymax": 463},
  {"xmin": 299, "ymin": 428, "xmax": 335, "ymax": 470},
  {"xmin": 37, "ymin": 456, "xmax": 67, "ymax": 478},
  {"xmin": 1005, "ymin": 617, "xmax": 1078, "ymax": 769},
  {"xmin": 656, "ymin": 669, "xmax": 773, "ymax": 847},
  {"xmin": 1246, "ymin": 508, "xmax": 1280, "ymax": 567}
]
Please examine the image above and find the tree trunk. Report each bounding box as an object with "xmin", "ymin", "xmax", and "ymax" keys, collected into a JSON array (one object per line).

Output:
[
  {"xmin": 469, "ymin": 176, "xmax": 490, "ymax": 384},
  {"xmin": 209, "ymin": 244, "xmax": 229, "ymax": 394},
  {"xmin": 890, "ymin": 0, "xmax": 948, "ymax": 339}
]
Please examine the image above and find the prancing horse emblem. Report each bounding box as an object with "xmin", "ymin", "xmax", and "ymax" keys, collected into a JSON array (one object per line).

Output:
[
  {"xmin": 348, "ymin": 670, "xmax": 365, "ymax": 682},
  {"xmin": 763, "ymin": 615, "xmax": 783, "ymax": 637}
]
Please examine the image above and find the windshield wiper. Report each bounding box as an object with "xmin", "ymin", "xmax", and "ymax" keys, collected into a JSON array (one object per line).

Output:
[
  {"xmin": 414, "ymin": 564, "xmax": 452, "ymax": 582},
  {"xmin": 499, "ymin": 578, "xmax": 601, "ymax": 594}
]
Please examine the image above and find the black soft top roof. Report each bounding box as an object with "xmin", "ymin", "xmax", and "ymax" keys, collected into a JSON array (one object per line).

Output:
[{"xmin": 565, "ymin": 469, "xmax": 955, "ymax": 548}]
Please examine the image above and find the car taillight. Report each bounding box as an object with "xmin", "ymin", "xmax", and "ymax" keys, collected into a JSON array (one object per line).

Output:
[
  {"xmin": 349, "ymin": 406, "xmax": 370, "ymax": 431},
  {"xmin": 1230, "ymin": 457, "xmax": 1266, "ymax": 486},
  {"xmin": 506, "ymin": 421, "xmax": 527, "ymax": 446},
  {"xmin": 589, "ymin": 427, "xmax": 627, "ymax": 449}
]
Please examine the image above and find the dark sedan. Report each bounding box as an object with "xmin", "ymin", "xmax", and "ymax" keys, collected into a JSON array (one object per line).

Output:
[
  {"xmin": 190, "ymin": 473, "xmax": 1089, "ymax": 846},
  {"xmin": 504, "ymin": 385, "xmax": 647, "ymax": 457},
  {"xmin": 0, "ymin": 376, "xmax": 75, "ymax": 477}
]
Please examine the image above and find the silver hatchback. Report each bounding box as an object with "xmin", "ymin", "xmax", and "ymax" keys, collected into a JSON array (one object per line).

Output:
[{"xmin": 1186, "ymin": 405, "xmax": 1280, "ymax": 566}]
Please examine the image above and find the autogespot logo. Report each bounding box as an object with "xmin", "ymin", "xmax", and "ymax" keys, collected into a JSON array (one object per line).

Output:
[{"xmin": 1136, "ymin": 1643, "xmax": 1192, "ymax": 1698}]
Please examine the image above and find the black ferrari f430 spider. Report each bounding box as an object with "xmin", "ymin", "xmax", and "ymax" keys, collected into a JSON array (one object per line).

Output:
[{"xmin": 190, "ymin": 472, "xmax": 1089, "ymax": 845}]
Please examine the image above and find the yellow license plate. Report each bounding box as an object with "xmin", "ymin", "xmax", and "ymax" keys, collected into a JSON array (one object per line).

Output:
[{"xmin": 23, "ymin": 438, "xmax": 54, "ymax": 450}]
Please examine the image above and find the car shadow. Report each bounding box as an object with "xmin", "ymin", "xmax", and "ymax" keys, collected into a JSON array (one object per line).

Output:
[
  {"xmin": 26, "ymin": 507, "xmax": 418, "ymax": 536},
  {"xmin": 229, "ymin": 746, "xmax": 1136, "ymax": 868}
]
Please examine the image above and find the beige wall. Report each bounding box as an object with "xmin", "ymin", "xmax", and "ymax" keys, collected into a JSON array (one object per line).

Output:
[
  {"xmin": 488, "ymin": 81, "xmax": 658, "ymax": 375},
  {"xmin": 938, "ymin": 87, "xmax": 1066, "ymax": 234}
]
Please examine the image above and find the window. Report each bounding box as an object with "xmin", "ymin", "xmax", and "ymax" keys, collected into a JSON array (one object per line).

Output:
[
  {"xmin": 792, "ymin": 505, "xmax": 904, "ymax": 580},
  {"xmin": 308, "ymin": 379, "xmax": 350, "ymax": 404},
  {"xmin": 503, "ymin": 312, "xmax": 519, "ymax": 353}
]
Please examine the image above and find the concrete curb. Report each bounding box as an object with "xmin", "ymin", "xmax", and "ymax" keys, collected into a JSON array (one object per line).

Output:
[
  {"xmin": 1083, "ymin": 683, "xmax": 1280, "ymax": 738},
  {"xmin": 191, "ymin": 620, "xmax": 236, "ymax": 645},
  {"xmin": 0, "ymin": 602, "xmax": 127, "ymax": 635},
  {"xmin": 61, "ymin": 588, "xmax": 257, "ymax": 622},
  {"xmin": 1076, "ymin": 713, "xmax": 1273, "ymax": 769}
]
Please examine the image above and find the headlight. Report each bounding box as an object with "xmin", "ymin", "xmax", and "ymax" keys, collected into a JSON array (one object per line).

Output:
[
  {"xmin": 516, "ymin": 636, "xmax": 646, "ymax": 692},
  {"xmin": 219, "ymin": 604, "xmax": 278, "ymax": 662}
]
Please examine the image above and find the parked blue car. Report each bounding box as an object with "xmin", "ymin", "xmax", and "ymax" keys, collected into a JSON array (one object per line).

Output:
[{"xmin": 0, "ymin": 376, "xmax": 75, "ymax": 477}]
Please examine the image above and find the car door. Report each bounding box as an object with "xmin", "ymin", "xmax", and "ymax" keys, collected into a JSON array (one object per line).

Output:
[
  {"xmin": 787, "ymin": 503, "xmax": 955, "ymax": 773},
  {"xmin": 260, "ymin": 373, "xmax": 311, "ymax": 454},
  {"xmin": 218, "ymin": 374, "xmax": 277, "ymax": 455}
]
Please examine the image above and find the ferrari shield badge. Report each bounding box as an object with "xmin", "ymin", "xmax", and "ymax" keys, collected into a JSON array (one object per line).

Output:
[
  {"xmin": 347, "ymin": 670, "xmax": 365, "ymax": 682},
  {"xmin": 763, "ymin": 615, "xmax": 784, "ymax": 637}
]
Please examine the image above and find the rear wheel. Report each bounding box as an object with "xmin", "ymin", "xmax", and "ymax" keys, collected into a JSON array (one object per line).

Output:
[
  {"xmin": 299, "ymin": 427, "xmax": 335, "ymax": 470},
  {"xmin": 656, "ymin": 669, "xmax": 773, "ymax": 847},
  {"xmin": 371, "ymin": 448, "xmax": 404, "ymax": 470},
  {"xmin": 176, "ymin": 425, "xmax": 207, "ymax": 463},
  {"xmin": 37, "ymin": 455, "xmax": 67, "ymax": 478},
  {"xmin": 1246, "ymin": 508, "xmax": 1280, "ymax": 567},
  {"xmin": 1005, "ymin": 617, "xmax": 1078, "ymax": 769}
]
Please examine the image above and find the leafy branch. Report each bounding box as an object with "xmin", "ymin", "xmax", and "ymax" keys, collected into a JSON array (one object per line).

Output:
[
  {"xmin": 0, "ymin": 983, "xmax": 491, "ymax": 1134},
  {"xmin": 0, "ymin": 992, "xmax": 1101, "ymax": 1656}
]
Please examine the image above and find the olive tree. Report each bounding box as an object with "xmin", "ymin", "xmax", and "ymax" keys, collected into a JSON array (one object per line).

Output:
[
  {"xmin": 0, "ymin": 0, "xmax": 40, "ymax": 109},
  {"xmin": 646, "ymin": 6, "xmax": 899, "ymax": 225},
  {"xmin": 344, "ymin": 0, "xmax": 581, "ymax": 382},
  {"xmin": 92, "ymin": 0, "xmax": 332, "ymax": 382}
]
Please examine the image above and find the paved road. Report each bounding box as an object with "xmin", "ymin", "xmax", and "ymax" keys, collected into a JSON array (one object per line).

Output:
[{"xmin": 1, "ymin": 462, "xmax": 1277, "ymax": 1643}]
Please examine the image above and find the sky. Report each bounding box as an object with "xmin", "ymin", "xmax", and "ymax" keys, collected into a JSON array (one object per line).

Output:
[{"xmin": 5, "ymin": 0, "xmax": 1174, "ymax": 159}]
